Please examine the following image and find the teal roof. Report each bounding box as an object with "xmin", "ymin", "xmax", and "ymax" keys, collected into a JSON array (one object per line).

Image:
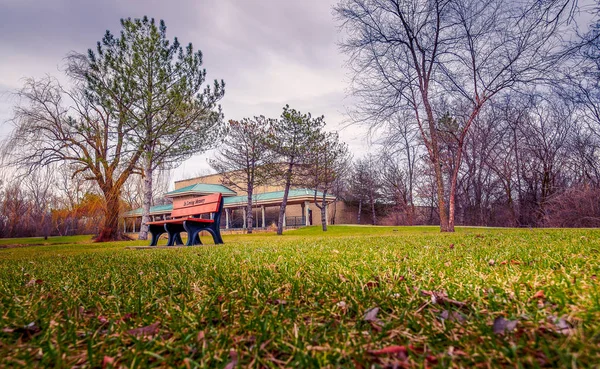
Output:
[
  {"xmin": 123, "ymin": 188, "xmax": 335, "ymax": 218},
  {"xmin": 123, "ymin": 204, "xmax": 173, "ymax": 217},
  {"xmin": 165, "ymin": 183, "xmax": 237, "ymax": 197},
  {"xmin": 223, "ymin": 188, "xmax": 334, "ymax": 206}
]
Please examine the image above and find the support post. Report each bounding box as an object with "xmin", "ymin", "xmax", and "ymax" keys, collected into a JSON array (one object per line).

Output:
[
  {"xmin": 123, "ymin": 218, "xmax": 126, "ymax": 234},
  {"xmin": 225, "ymin": 209, "xmax": 230, "ymax": 229},
  {"xmin": 325, "ymin": 203, "xmax": 329, "ymax": 225},
  {"xmin": 261, "ymin": 206, "xmax": 265, "ymax": 228},
  {"xmin": 242, "ymin": 208, "xmax": 246, "ymax": 229},
  {"xmin": 305, "ymin": 201, "xmax": 310, "ymax": 226},
  {"xmin": 283, "ymin": 210, "xmax": 286, "ymax": 227},
  {"xmin": 133, "ymin": 219, "xmax": 136, "ymax": 233}
]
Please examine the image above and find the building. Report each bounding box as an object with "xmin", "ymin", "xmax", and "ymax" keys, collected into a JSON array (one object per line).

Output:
[{"xmin": 122, "ymin": 171, "xmax": 340, "ymax": 232}]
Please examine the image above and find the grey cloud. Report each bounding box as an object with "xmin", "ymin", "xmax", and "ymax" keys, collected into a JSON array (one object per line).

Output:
[{"xmin": 0, "ymin": 0, "xmax": 370, "ymax": 182}]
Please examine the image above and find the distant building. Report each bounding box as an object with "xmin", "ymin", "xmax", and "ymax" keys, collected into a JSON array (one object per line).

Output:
[{"xmin": 122, "ymin": 171, "xmax": 342, "ymax": 232}]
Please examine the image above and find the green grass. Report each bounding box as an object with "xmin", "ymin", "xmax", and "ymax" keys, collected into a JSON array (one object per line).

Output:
[
  {"xmin": 0, "ymin": 235, "xmax": 93, "ymax": 247},
  {"xmin": 1, "ymin": 226, "xmax": 599, "ymax": 368}
]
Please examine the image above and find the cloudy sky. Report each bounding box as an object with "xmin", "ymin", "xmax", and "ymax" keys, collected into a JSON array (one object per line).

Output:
[{"xmin": 0, "ymin": 0, "xmax": 371, "ymax": 183}]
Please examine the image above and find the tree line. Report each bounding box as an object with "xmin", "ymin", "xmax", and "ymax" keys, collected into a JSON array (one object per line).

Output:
[
  {"xmin": 2, "ymin": 1, "xmax": 600, "ymax": 239},
  {"xmin": 334, "ymin": 0, "xmax": 600, "ymax": 231}
]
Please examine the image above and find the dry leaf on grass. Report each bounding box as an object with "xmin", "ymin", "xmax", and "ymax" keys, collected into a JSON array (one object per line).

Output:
[
  {"xmin": 25, "ymin": 279, "xmax": 43, "ymax": 287},
  {"xmin": 420, "ymin": 290, "xmax": 468, "ymax": 309},
  {"xmin": 439, "ymin": 310, "xmax": 466, "ymax": 323},
  {"xmin": 533, "ymin": 290, "xmax": 545, "ymax": 299},
  {"xmin": 363, "ymin": 307, "xmax": 380, "ymax": 322},
  {"xmin": 197, "ymin": 330, "xmax": 205, "ymax": 343},
  {"xmin": 548, "ymin": 315, "xmax": 575, "ymax": 335},
  {"xmin": 224, "ymin": 350, "xmax": 238, "ymax": 369},
  {"xmin": 493, "ymin": 317, "xmax": 518, "ymax": 335},
  {"xmin": 127, "ymin": 321, "xmax": 160, "ymax": 337},
  {"xmin": 102, "ymin": 356, "xmax": 115, "ymax": 368},
  {"xmin": 368, "ymin": 345, "xmax": 408, "ymax": 358},
  {"xmin": 98, "ymin": 316, "xmax": 109, "ymax": 325}
]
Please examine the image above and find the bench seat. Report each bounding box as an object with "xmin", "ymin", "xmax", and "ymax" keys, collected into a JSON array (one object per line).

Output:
[
  {"xmin": 146, "ymin": 193, "xmax": 224, "ymax": 247},
  {"xmin": 147, "ymin": 218, "xmax": 214, "ymax": 225}
]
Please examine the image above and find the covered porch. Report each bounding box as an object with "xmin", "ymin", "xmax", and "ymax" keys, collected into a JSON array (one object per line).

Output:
[{"xmin": 122, "ymin": 188, "xmax": 336, "ymax": 233}]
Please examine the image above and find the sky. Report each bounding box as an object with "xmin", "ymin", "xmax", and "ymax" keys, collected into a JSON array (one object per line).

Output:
[{"xmin": 0, "ymin": 0, "xmax": 371, "ymax": 184}]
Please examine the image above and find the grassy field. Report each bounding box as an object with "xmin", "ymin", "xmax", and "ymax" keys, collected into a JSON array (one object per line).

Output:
[{"xmin": 0, "ymin": 226, "xmax": 599, "ymax": 368}]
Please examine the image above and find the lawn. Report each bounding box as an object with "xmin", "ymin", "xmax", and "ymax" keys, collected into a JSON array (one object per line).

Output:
[{"xmin": 0, "ymin": 226, "xmax": 599, "ymax": 368}]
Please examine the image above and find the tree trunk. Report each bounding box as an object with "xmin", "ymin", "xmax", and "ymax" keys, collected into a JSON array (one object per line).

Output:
[
  {"xmin": 138, "ymin": 159, "xmax": 153, "ymax": 240},
  {"xmin": 246, "ymin": 184, "xmax": 254, "ymax": 234},
  {"xmin": 357, "ymin": 199, "xmax": 362, "ymax": 224},
  {"xmin": 97, "ymin": 186, "xmax": 122, "ymax": 242},
  {"xmin": 321, "ymin": 193, "xmax": 327, "ymax": 231},
  {"xmin": 422, "ymin": 97, "xmax": 449, "ymax": 231},
  {"xmin": 448, "ymin": 144, "xmax": 465, "ymax": 233},
  {"xmin": 277, "ymin": 164, "xmax": 293, "ymax": 235},
  {"xmin": 371, "ymin": 194, "xmax": 377, "ymax": 225}
]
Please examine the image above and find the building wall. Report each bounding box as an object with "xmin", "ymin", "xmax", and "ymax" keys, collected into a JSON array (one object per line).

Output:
[{"xmin": 173, "ymin": 172, "xmax": 350, "ymax": 227}]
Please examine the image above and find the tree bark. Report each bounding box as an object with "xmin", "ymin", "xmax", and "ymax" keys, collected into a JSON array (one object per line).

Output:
[
  {"xmin": 138, "ymin": 158, "xmax": 153, "ymax": 240},
  {"xmin": 277, "ymin": 164, "xmax": 294, "ymax": 235},
  {"xmin": 357, "ymin": 199, "xmax": 362, "ymax": 224},
  {"xmin": 97, "ymin": 185, "xmax": 122, "ymax": 242},
  {"xmin": 320, "ymin": 192, "xmax": 328, "ymax": 231},
  {"xmin": 246, "ymin": 184, "xmax": 254, "ymax": 234},
  {"xmin": 422, "ymin": 96, "xmax": 450, "ymax": 232},
  {"xmin": 370, "ymin": 191, "xmax": 377, "ymax": 225}
]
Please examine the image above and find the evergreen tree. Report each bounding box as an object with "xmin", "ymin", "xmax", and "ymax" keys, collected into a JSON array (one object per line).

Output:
[
  {"xmin": 265, "ymin": 105, "xmax": 324, "ymax": 235},
  {"xmin": 82, "ymin": 16, "xmax": 225, "ymax": 240}
]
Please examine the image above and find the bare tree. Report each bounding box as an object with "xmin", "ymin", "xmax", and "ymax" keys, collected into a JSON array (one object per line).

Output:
[
  {"xmin": 335, "ymin": 0, "xmax": 575, "ymax": 231},
  {"xmin": 265, "ymin": 106, "xmax": 325, "ymax": 235},
  {"xmin": 305, "ymin": 131, "xmax": 351, "ymax": 231},
  {"xmin": 210, "ymin": 117, "xmax": 273, "ymax": 233},
  {"xmin": 349, "ymin": 156, "xmax": 381, "ymax": 225},
  {"xmin": 378, "ymin": 113, "xmax": 420, "ymax": 224},
  {"xmin": 2, "ymin": 76, "xmax": 143, "ymax": 241}
]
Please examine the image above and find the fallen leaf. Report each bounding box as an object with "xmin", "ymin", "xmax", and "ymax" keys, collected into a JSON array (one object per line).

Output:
[
  {"xmin": 197, "ymin": 330, "xmax": 205, "ymax": 343},
  {"xmin": 426, "ymin": 355, "xmax": 439, "ymax": 364},
  {"xmin": 420, "ymin": 290, "xmax": 468, "ymax": 309},
  {"xmin": 510, "ymin": 260, "xmax": 522, "ymax": 265},
  {"xmin": 548, "ymin": 316, "xmax": 575, "ymax": 335},
  {"xmin": 102, "ymin": 356, "xmax": 115, "ymax": 368},
  {"xmin": 5, "ymin": 322, "xmax": 42, "ymax": 341},
  {"xmin": 591, "ymin": 275, "xmax": 597, "ymax": 280},
  {"xmin": 444, "ymin": 261, "xmax": 451, "ymax": 267},
  {"xmin": 368, "ymin": 345, "xmax": 408, "ymax": 357},
  {"xmin": 363, "ymin": 307, "xmax": 380, "ymax": 322},
  {"xmin": 337, "ymin": 301, "xmax": 347, "ymax": 308},
  {"xmin": 118, "ymin": 313, "xmax": 134, "ymax": 323},
  {"xmin": 224, "ymin": 350, "xmax": 238, "ymax": 369},
  {"xmin": 127, "ymin": 321, "xmax": 160, "ymax": 337},
  {"xmin": 500, "ymin": 261, "xmax": 508, "ymax": 265},
  {"xmin": 98, "ymin": 316, "xmax": 109, "ymax": 325},
  {"xmin": 25, "ymin": 279, "xmax": 43, "ymax": 287},
  {"xmin": 307, "ymin": 345, "xmax": 330, "ymax": 351},
  {"xmin": 493, "ymin": 317, "xmax": 518, "ymax": 335},
  {"xmin": 488, "ymin": 259, "xmax": 495, "ymax": 266},
  {"xmin": 449, "ymin": 244, "xmax": 454, "ymax": 249},
  {"xmin": 366, "ymin": 280, "xmax": 379, "ymax": 289},
  {"xmin": 533, "ymin": 290, "xmax": 545, "ymax": 299},
  {"xmin": 439, "ymin": 310, "xmax": 466, "ymax": 323}
]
